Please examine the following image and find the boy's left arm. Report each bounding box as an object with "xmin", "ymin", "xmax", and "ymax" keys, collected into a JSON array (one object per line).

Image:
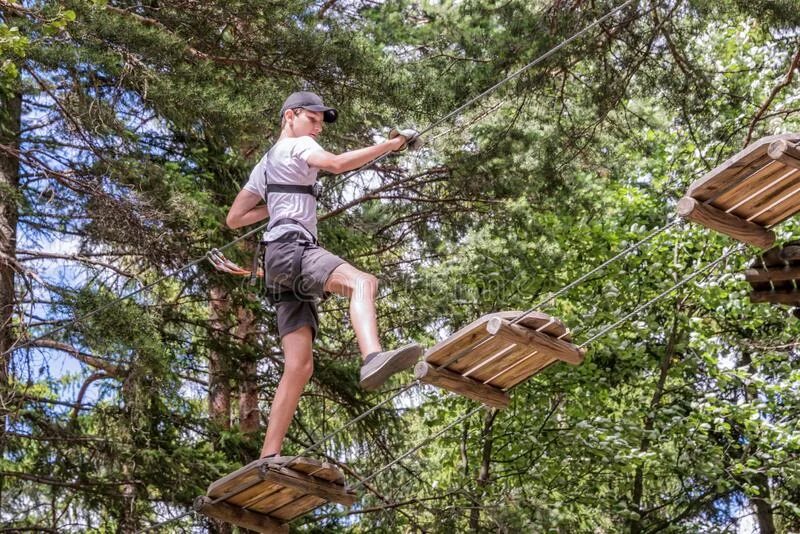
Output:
[{"xmin": 226, "ymin": 189, "xmax": 268, "ymax": 229}]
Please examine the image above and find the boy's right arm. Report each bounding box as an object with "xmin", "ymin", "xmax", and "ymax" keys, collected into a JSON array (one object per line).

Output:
[
  {"xmin": 226, "ymin": 189, "xmax": 268, "ymax": 229},
  {"xmin": 307, "ymin": 136, "xmax": 407, "ymax": 174}
]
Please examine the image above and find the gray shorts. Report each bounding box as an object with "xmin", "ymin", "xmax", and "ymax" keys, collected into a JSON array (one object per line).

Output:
[{"xmin": 264, "ymin": 238, "xmax": 345, "ymax": 340}]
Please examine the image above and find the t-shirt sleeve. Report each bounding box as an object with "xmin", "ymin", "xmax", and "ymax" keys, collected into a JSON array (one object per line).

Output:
[
  {"xmin": 293, "ymin": 136, "xmax": 324, "ymax": 163},
  {"xmin": 243, "ymin": 158, "xmax": 266, "ymax": 199}
]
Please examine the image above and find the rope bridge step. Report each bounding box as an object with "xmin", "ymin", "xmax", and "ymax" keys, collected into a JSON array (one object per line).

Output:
[
  {"xmin": 678, "ymin": 133, "xmax": 800, "ymax": 249},
  {"xmin": 743, "ymin": 240, "xmax": 800, "ymax": 307},
  {"xmin": 415, "ymin": 311, "xmax": 585, "ymax": 409},
  {"xmin": 195, "ymin": 456, "xmax": 355, "ymax": 533}
]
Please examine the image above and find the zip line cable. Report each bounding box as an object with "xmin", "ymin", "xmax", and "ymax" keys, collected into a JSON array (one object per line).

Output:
[{"xmin": 325, "ymin": 0, "xmax": 634, "ymax": 195}]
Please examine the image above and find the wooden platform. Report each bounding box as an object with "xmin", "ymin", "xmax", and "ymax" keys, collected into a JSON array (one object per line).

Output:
[
  {"xmin": 677, "ymin": 133, "xmax": 800, "ymax": 249},
  {"xmin": 415, "ymin": 311, "xmax": 585, "ymax": 409},
  {"xmin": 195, "ymin": 456, "xmax": 356, "ymax": 533},
  {"xmin": 743, "ymin": 240, "xmax": 800, "ymax": 307}
]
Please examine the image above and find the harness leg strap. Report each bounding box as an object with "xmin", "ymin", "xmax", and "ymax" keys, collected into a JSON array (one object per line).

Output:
[{"xmin": 290, "ymin": 241, "xmax": 308, "ymax": 287}]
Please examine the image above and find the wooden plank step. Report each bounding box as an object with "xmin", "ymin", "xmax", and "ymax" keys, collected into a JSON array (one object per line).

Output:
[
  {"xmin": 743, "ymin": 242, "xmax": 800, "ymax": 304},
  {"xmin": 743, "ymin": 266, "xmax": 800, "ymax": 283},
  {"xmin": 419, "ymin": 311, "xmax": 583, "ymax": 406},
  {"xmin": 749, "ymin": 290, "xmax": 800, "ymax": 305},
  {"xmin": 679, "ymin": 134, "xmax": 800, "ymax": 247},
  {"xmin": 424, "ymin": 311, "xmax": 569, "ymax": 368},
  {"xmin": 198, "ymin": 456, "xmax": 356, "ymax": 530},
  {"xmin": 687, "ymin": 134, "xmax": 800, "ymax": 200}
]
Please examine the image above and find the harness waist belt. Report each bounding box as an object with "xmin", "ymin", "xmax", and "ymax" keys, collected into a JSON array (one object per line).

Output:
[
  {"xmin": 266, "ymin": 218, "xmax": 317, "ymax": 244},
  {"xmin": 266, "ymin": 231, "xmax": 309, "ymax": 243}
]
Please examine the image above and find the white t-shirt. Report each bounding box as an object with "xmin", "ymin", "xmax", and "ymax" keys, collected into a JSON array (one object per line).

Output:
[{"xmin": 244, "ymin": 136, "xmax": 324, "ymax": 242}]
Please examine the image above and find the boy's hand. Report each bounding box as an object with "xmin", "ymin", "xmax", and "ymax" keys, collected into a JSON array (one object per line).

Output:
[{"xmin": 389, "ymin": 127, "xmax": 422, "ymax": 151}]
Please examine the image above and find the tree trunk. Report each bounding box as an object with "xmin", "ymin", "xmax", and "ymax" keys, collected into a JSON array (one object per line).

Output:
[
  {"xmin": 737, "ymin": 353, "xmax": 777, "ymax": 534},
  {"xmin": 208, "ymin": 286, "xmax": 231, "ymax": 430},
  {"xmin": 0, "ymin": 80, "xmax": 22, "ymax": 513},
  {"xmin": 119, "ymin": 462, "xmax": 138, "ymax": 533},
  {"xmin": 629, "ymin": 313, "xmax": 680, "ymax": 534},
  {"xmin": 752, "ymin": 471, "xmax": 776, "ymax": 534},
  {"xmin": 469, "ymin": 408, "xmax": 497, "ymax": 532},
  {"xmin": 0, "ymin": 86, "xmax": 21, "ymax": 396},
  {"xmin": 236, "ymin": 305, "xmax": 259, "ymax": 436}
]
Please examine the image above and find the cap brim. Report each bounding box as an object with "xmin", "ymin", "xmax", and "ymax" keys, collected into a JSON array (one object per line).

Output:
[{"xmin": 302, "ymin": 105, "xmax": 338, "ymax": 123}]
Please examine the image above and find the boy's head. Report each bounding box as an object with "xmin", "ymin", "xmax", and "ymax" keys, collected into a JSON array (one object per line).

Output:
[{"xmin": 280, "ymin": 91, "xmax": 337, "ymax": 127}]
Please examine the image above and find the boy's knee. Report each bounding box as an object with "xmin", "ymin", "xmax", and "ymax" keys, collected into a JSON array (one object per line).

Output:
[
  {"xmin": 354, "ymin": 272, "xmax": 378, "ymax": 299},
  {"xmin": 284, "ymin": 357, "xmax": 314, "ymax": 383}
]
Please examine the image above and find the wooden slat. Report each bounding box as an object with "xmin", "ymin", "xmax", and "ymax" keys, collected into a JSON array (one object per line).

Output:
[
  {"xmin": 226, "ymin": 480, "xmax": 284, "ymax": 508},
  {"xmin": 247, "ymin": 487, "xmax": 304, "ymax": 515},
  {"xmin": 781, "ymin": 244, "xmax": 800, "ymax": 262},
  {"xmin": 269, "ymin": 494, "xmax": 328, "ymax": 521},
  {"xmin": 270, "ymin": 456, "xmax": 345, "ymax": 486},
  {"xmin": 415, "ymin": 361, "xmax": 509, "ymax": 408},
  {"xmin": 463, "ymin": 344, "xmax": 524, "ymax": 379},
  {"xmin": 750, "ymin": 181, "xmax": 800, "ymax": 227},
  {"xmin": 424, "ymin": 311, "xmax": 568, "ymax": 367},
  {"xmin": 486, "ymin": 318, "xmax": 585, "ymax": 365},
  {"xmin": 744, "ymin": 266, "xmax": 800, "ymax": 283},
  {"xmin": 713, "ymin": 160, "xmax": 788, "ymax": 208},
  {"xmin": 235, "ymin": 483, "xmax": 293, "ymax": 511},
  {"xmin": 194, "ymin": 496, "xmax": 288, "ymax": 534},
  {"xmin": 727, "ymin": 168, "xmax": 800, "ymax": 219},
  {"xmin": 690, "ymin": 153, "xmax": 774, "ymax": 201},
  {"xmin": 445, "ymin": 335, "xmax": 515, "ymax": 375},
  {"xmin": 479, "ymin": 346, "xmax": 545, "ymax": 386},
  {"xmin": 207, "ymin": 460, "xmax": 265, "ymax": 499},
  {"xmin": 261, "ymin": 466, "xmax": 357, "ymax": 507},
  {"xmin": 502, "ymin": 358, "xmax": 560, "ymax": 390},
  {"xmin": 755, "ymin": 246, "xmax": 786, "ymax": 268},
  {"xmin": 749, "ymin": 290, "xmax": 800, "ymax": 304},
  {"xmin": 687, "ymin": 134, "xmax": 800, "ymax": 200},
  {"xmin": 468, "ymin": 343, "xmax": 542, "ymax": 383},
  {"xmin": 677, "ymin": 196, "xmax": 775, "ymax": 249}
]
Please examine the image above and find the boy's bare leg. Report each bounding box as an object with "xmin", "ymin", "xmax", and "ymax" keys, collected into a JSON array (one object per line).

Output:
[
  {"xmin": 323, "ymin": 263, "xmax": 381, "ymax": 358},
  {"xmin": 260, "ymin": 326, "xmax": 314, "ymax": 458}
]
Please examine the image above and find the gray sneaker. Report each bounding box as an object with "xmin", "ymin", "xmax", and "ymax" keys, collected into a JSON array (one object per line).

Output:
[{"xmin": 359, "ymin": 343, "xmax": 424, "ymax": 391}]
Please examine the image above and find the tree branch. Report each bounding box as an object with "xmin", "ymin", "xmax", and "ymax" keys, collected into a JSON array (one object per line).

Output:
[
  {"xmin": 745, "ymin": 46, "xmax": 800, "ymax": 146},
  {"xmin": 26, "ymin": 339, "xmax": 126, "ymax": 377}
]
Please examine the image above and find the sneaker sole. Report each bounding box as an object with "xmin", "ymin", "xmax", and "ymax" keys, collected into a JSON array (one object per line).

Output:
[{"xmin": 359, "ymin": 345, "xmax": 423, "ymax": 391}]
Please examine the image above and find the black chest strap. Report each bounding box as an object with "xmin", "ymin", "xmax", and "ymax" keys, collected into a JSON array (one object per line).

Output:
[{"xmin": 266, "ymin": 183, "xmax": 320, "ymax": 197}]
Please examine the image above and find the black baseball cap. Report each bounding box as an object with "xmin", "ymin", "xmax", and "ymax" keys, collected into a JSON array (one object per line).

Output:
[{"xmin": 280, "ymin": 91, "xmax": 338, "ymax": 123}]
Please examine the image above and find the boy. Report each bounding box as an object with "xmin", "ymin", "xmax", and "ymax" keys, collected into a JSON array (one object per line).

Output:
[{"xmin": 226, "ymin": 91, "xmax": 423, "ymax": 458}]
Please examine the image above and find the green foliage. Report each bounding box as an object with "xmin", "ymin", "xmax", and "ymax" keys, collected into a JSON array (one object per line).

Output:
[
  {"xmin": 4, "ymin": 0, "xmax": 800, "ymax": 532},
  {"xmin": 0, "ymin": 23, "xmax": 27, "ymax": 94}
]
